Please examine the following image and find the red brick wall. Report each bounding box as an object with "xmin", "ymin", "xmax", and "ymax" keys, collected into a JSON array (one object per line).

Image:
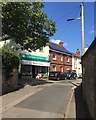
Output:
[
  {"xmin": 50, "ymin": 51, "xmax": 72, "ymax": 72},
  {"xmin": 64, "ymin": 55, "xmax": 72, "ymax": 71},
  {"xmin": 50, "ymin": 51, "xmax": 63, "ymax": 64}
]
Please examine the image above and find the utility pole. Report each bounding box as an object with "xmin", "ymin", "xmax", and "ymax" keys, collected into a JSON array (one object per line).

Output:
[
  {"xmin": 80, "ymin": 2, "xmax": 85, "ymax": 55},
  {"xmin": 67, "ymin": 2, "xmax": 85, "ymax": 56}
]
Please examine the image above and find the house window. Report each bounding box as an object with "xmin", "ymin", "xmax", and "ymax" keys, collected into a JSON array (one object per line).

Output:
[
  {"xmin": 67, "ymin": 67, "xmax": 69, "ymax": 70},
  {"xmin": 61, "ymin": 55, "xmax": 63, "ymax": 61},
  {"xmin": 53, "ymin": 66, "xmax": 56, "ymax": 71},
  {"xmin": 53, "ymin": 53, "xmax": 56, "ymax": 60},
  {"xmin": 39, "ymin": 47, "xmax": 43, "ymax": 52},
  {"xmin": 60, "ymin": 66, "xmax": 63, "ymax": 72},
  {"xmin": 66, "ymin": 56, "xmax": 69, "ymax": 62}
]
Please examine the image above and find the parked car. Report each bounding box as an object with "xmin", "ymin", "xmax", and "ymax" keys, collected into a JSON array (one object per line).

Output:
[
  {"xmin": 78, "ymin": 73, "xmax": 82, "ymax": 78},
  {"xmin": 49, "ymin": 71, "xmax": 67, "ymax": 81},
  {"xmin": 64, "ymin": 70, "xmax": 77, "ymax": 79}
]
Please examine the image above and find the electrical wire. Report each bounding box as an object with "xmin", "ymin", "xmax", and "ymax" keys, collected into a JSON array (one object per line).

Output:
[
  {"xmin": 56, "ymin": 7, "xmax": 80, "ymax": 39},
  {"xmin": 56, "ymin": 21, "xmax": 72, "ymax": 39},
  {"xmin": 55, "ymin": 6, "xmax": 80, "ymax": 22},
  {"xmin": 53, "ymin": 6, "xmax": 80, "ymax": 32}
]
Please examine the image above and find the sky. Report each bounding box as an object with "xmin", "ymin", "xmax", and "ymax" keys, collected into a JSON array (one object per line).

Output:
[{"xmin": 43, "ymin": 2, "xmax": 94, "ymax": 54}]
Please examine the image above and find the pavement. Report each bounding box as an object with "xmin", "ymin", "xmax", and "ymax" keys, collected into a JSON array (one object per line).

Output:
[
  {"xmin": 0, "ymin": 78, "xmax": 90, "ymax": 119},
  {"xmin": 1, "ymin": 85, "xmax": 47, "ymax": 114},
  {"xmin": 1, "ymin": 78, "xmax": 59, "ymax": 118},
  {"xmin": 65, "ymin": 82, "xmax": 90, "ymax": 119}
]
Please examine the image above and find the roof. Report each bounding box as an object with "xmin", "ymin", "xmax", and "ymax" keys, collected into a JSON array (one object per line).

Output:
[{"xmin": 49, "ymin": 42, "xmax": 72, "ymax": 55}]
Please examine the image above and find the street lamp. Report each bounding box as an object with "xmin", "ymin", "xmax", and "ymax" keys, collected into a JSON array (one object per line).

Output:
[
  {"xmin": 67, "ymin": 17, "xmax": 80, "ymax": 21},
  {"xmin": 67, "ymin": 2, "xmax": 85, "ymax": 56}
]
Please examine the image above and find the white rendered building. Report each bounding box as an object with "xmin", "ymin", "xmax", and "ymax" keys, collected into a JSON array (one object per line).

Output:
[{"xmin": 72, "ymin": 49, "xmax": 82, "ymax": 78}]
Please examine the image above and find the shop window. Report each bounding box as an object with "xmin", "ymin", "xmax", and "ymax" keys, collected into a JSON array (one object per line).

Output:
[
  {"xmin": 21, "ymin": 65, "xmax": 32, "ymax": 76},
  {"xmin": 66, "ymin": 56, "xmax": 69, "ymax": 62},
  {"xmin": 53, "ymin": 53, "xmax": 56, "ymax": 60},
  {"xmin": 53, "ymin": 66, "xmax": 56, "ymax": 71},
  {"xmin": 67, "ymin": 67, "xmax": 69, "ymax": 70}
]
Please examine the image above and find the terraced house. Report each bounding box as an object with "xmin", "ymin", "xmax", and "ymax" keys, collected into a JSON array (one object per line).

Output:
[
  {"xmin": 0, "ymin": 40, "xmax": 73, "ymax": 79},
  {"xmin": 19, "ymin": 41, "xmax": 73, "ymax": 79},
  {"xmin": 49, "ymin": 41, "xmax": 72, "ymax": 72}
]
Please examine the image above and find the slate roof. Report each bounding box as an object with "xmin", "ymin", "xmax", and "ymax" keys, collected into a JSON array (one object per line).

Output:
[{"xmin": 49, "ymin": 42, "xmax": 72, "ymax": 55}]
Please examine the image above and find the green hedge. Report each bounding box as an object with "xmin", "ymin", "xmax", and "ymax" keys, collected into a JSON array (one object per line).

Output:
[{"xmin": 1, "ymin": 49, "xmax": 20, "ymax": 78}]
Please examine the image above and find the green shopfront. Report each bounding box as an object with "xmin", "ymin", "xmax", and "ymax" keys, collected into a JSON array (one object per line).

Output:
[{"xmin": 19, "ymin": 54, "xmax": 50, "ymax": 78}]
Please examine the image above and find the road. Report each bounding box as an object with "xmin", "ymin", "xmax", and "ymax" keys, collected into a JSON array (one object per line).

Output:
[{"xmin": 2, "ymin": 79, "xmax": 82, "ymax": 119}]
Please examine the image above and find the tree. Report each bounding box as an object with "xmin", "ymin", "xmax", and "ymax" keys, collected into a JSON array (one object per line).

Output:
[{"xmin": 1, "ymin": 2, "xmax": 56, "ymax": 50}]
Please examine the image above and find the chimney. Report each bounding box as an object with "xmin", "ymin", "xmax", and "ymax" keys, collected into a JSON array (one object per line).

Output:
[
  {"xmin": 59, "ymin": 41, "xmax": 63, "ymax": 47},
  {"xmin": 76, "ymin": 49, "xmax": 80, "ymax": 57}
]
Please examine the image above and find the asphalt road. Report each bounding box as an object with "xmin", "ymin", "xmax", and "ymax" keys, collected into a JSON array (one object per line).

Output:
[{"xmin": 2, "ymin": 79, "xmax": 82, "ymax": 118}]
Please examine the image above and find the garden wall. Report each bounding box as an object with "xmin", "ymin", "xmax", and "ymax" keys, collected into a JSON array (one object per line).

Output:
[
  {"xmin": 2, "ymin": 68, "xmax": 18, "ymax": 94},
  {"xmin": 82, "ymin": 37, "xmax": 96, "ymax": 119}
]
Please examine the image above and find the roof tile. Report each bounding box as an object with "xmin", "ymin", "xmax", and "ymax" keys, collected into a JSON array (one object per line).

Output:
[{"xmin": 49, "ymin": 42, "xmax": 72, "ymax": 54}]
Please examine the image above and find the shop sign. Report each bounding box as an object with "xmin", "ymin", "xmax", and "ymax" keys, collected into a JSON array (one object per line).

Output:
[
  {"xmin": 19, "ymin": 54, "xmax": 50, "ymax": 62},
  {"xmin": 22, "ymin": 60, "xmax": 50, "ymax": 67}
]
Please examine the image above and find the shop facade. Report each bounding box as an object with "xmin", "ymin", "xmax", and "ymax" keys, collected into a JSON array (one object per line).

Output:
[
  {"xmin": 19, "ymin": 45, "xmax": 50, "ymax": 79},
  {"xmin": 19, "ymin": 54, "xmax": 50, "ymax": 78}
]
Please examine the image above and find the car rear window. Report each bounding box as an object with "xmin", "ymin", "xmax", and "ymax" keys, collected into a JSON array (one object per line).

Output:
[{"xmin": 49, "ymin": 71, "xmax": 61, "ymax": 74}]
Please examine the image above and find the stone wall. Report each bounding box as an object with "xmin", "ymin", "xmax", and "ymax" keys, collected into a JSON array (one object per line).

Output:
[
  {"xmin": 82, "ymin": 37, "xmax": 96, "ymax": 119},
  {"xmin": 2, "ymin": 68, "xmax": 18, "ymax": 94}
]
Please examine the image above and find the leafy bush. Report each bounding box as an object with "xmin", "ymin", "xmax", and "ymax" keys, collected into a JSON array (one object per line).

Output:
[{"xmin": 1, "ymin": 48, "xmax": 20, "ymax": 78}]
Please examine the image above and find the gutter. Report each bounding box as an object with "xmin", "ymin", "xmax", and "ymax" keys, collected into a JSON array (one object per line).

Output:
[{"xmin": 49, "ymin": 49, "xmax": 72, "ymax": 56}]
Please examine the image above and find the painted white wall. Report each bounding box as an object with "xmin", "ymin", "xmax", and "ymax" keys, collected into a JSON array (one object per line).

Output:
[
  {"xmin": 72, "ymin": 55, "xmax": 82, "ymax": 77},
  {"xmin": 0, "ymin": 40, "xmax": 10, "ymax": 48},
  {"xmin": 72, "ymin": 56, "xmax": 75, "ymax": 70},
  {"xmin": 0, "ymin": 40, "xmax": 49, "ymax": 58},
  {"xmin": 18, "ymin": 46, "xmax": 49, "ymax": 58},
  {"xmin": 0, "ymin": 40, "xmax": 19, "ymax": 51}
]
